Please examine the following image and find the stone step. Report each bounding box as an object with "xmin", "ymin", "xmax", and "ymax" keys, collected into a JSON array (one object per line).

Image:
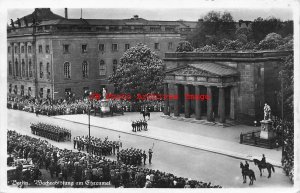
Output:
[{"xmin": 161, "ymin": 115, "xmax": 240, "ymax": 128}]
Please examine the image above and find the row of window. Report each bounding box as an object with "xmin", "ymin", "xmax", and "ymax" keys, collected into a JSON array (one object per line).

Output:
[
  {"xmin": 9, "ymin": 42, "xmax": 174, "ymax": 54},
  {"xmin": 63, "ymin": 42, "xmax": 173, "ymax": 54},
  {"xmin": 8, "ymin": 59, "xmax": 51, "ymax": 79},
  {"xmin": 8, "ymin": 59, "xmax": 33, "ymax": 77},
  {"xmin": 8, "ymin": 45, "xmax": 50, "ymax": 54},
  {"xmin": 63, "ymin": 59, "xmax": 117, "ymax": 79},
  {"xmin": 9, "ymin": 84, "xmax": 51, "ymax": 98}
]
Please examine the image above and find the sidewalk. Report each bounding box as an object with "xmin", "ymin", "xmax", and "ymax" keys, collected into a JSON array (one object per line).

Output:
[{"xmin": 54, "ymin": 113, "xmax": 282, "ymax": 167}]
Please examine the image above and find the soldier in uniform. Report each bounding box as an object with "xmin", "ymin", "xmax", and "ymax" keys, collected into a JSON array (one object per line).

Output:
[
  {"xmin": 142, "ymin": 151, "xmax": 147, "ymax": 165},
  {"xmin": 261, "ymin": 154, "xmax": 266, "ymax": 167},
  {"xmin": 148, "ymin": 149, "xmax": 153, "ymax": 164}
]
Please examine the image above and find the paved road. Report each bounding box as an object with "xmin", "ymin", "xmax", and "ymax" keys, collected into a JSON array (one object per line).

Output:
[{"xmin": 7, "ymin": 109, "xmax": 292, "ymax": 188}]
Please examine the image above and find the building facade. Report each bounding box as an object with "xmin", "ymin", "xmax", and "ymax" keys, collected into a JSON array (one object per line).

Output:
[
  {"xmin": 7, "ymin": 8, "xmax": 189, "ymax": 99},
  {"xmin": 163, "ymin": 51, "xmax": 292, "ymax": 124}
]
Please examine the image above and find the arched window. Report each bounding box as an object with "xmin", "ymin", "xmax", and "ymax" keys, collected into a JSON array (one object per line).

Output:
[
  {"xmin": 82, "ymin": 61, "xmax": 88, "ymax": 78},
  {"xmin": 99, "ymin": 60, "xmax": 106, "ymax": 76},
  {"xmin": 9, "ymin": 84, "xmax": 12, "ymax": 93},
  {"xmin": 22, "ymin": 59, "xmax": 25, "ymax": 77},
  {"xmin": 29, "ymin": 59, "xmax": 32, "ymax": 77},
  {"xmin": 39, "ymin": 62, "xmax": 43, "ymax": 78},
  {"xmin": 8, "ymin": 61, "xmax": 12, "ymax": 75},
  {"xmin": 113, "ymin": 59, "xmax": 118, "ymax": 74},
  {"xmin": 46, "ymin": 62, "xmax": 50, "ymax": 78},
  {"xmin": 15, "ymin": 59, "xmax": 19, "ymax": 76},
  {"xmin": 64, "ymin": 62, "xmax": 71, "ymax": 79}
]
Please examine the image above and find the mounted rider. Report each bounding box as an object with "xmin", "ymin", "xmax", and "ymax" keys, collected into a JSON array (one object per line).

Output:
[
  {"xmin": 261, "ymin": 154, "xmax": 266, "ymax": 167},
  {"xmin": 245, "ymin": 161, "xmax": 249, "ymax": 171}
]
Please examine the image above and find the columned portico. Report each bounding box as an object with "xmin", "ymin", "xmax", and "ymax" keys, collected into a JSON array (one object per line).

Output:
[
  {"xmin": 230, "ymin": 86, "xmax": 237, "ymax": 119},
  {"xmin": 164, "ymin": 63, "xmax": 239, "ymax": 123},
  {"xmin": 173, "ymin": 84, "xmax": 179, "ymax": 117},
  {"xmin": 218, "ymin": 86, "xmax": 226, "ymax": 123},
  {"xmin": 184, "ymin": 85, "xmax": 190, "ymax": 118},
  {"xmin": 195, "ymin": 85, "xmax": 201, "ymax": 120},
  {"xmin": 206, "ymin": 86, "xmax": 213, "ymax": 122},
  {"xmin": 163, "ymin": 83, "xmax": 169, "ymax": 115}
]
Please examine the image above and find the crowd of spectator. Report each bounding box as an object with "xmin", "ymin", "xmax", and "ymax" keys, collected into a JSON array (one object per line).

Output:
[
  {"xmin": 7, "ymin": 130, "xmax": 222, "ymax": 188},
  {"xmin": 31, "ymin": 123, "xmax": 71, "ymax": 142},
  {"xmin": 7, "ymin": 96, "xmax": 165, "ymax": 116}
]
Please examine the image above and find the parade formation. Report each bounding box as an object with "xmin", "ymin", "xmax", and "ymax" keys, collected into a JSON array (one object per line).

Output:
[
  {"xmin": 30, "ymin": 123, "xmax": 72, "ymax": 142},
  {"xmin": 131, "ymin": 120, "xmax": 148, "ymax": 132},
  {"xmin": 73, "ymin": 135, "xmax": 121, "ymax": 156},
  {"xmin": 5, "ymin": 6, "xmax": 296, "ymax": 190},
  {"xmin": 7, "ymin": 130, "xmax": 222, "ymax": 188}
]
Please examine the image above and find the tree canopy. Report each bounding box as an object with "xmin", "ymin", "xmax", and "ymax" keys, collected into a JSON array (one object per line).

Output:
[
  {"xmin": 108, "ymin": 43, "xmax": 164, "ymax": 101},
  {"xmin": 176, "ymin": 41, "xmax": 194, "ymax": 52},
  {"xmin": 188, "ymin": 11, "xmax": 236, "ymax": 47}
]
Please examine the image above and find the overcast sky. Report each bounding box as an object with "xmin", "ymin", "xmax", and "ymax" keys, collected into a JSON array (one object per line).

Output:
[{"xmin": 7, "ymin": 8, "xmax": 293, "ymax": 23}]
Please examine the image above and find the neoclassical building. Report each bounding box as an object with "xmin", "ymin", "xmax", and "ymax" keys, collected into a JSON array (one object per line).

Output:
[
  {"xmin": 7, "ymin": 8, "xmax": 195, "ymax": 99},
  {"xmin": 163, "ymin": 51, "xmax": 292, "ymax": 124}
]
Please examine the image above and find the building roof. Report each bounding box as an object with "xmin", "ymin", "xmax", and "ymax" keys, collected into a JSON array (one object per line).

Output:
[
  {"xmin": 166, "ymin": 62, "xmax": 239, "ymax": 77},
  {"xmin": 189, "ymin": 63, "xmax": 239, "ymax": 77},
  {"xmin": 17, "ymin": 8, "xmax": 64, "ymax": 24}
]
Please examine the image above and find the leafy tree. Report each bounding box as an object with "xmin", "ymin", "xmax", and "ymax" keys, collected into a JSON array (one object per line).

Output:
[
  {"xmin": 235, "ymin": 27, "xmax": 253, "ymax": 42},
  {"xmin": 108, "ymin": 43, "xmax": 164, "ymax": 101},
  {"xmin": 241, "ymin": 41, "xmax": 258, "ymax": 51},
  {"xmin": 176, "ymin": 41, "xmax": 194, "ymax": 52},
  {"xmin": 222, "ymin": 40, "xmax": 243, "ymax": 51},
  {"xmin": 194, "ymin": 44, "xmax": 219, "ymax": 52},
  {"xmin": 278, "ymin": 54, "xmax": 293, "ymax": 121},
  {"xmin": 188, "ymin": 11, "xmax": 236, "ymax": 47},
  {"xmin": 257, "ymin": 32, "xmax": 283, "ymax": 50},
  {"xmin": 252, "ymin": 17, "xmax": 283, "ymax": 42},
  {"xmin": 277, "ymin": 35, "xmax": 293, "ymax": 50}
]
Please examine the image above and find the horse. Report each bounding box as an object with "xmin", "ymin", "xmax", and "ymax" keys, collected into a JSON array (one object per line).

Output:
[
  {"xmin": 253, "ymin": 159, "xmax": 275, "ymax": 178},
  {"xmin": 140, "ymin": 110, "xmax": 150, "ymax": 120},
  {"xmin": 240, "ymin": 162, "xmax": 256, "ymax": 185}
]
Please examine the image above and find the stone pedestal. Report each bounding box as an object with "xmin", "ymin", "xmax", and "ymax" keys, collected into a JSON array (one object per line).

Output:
[
  {"xmin": 260, "ymin": 120, "xmax": 275, "ymax": 139},
  {"xmin": 100, "ymin": 99, "xmax": 110, "ymax": 113}
]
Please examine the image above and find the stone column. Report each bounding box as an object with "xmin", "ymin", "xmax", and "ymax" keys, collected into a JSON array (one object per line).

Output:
[
  {"xmin": 18, "ymin": 42, "xmax": 21, "ymax": 77},
  {"xmin": 163, "ymin": 83, "xmax": 170, "ymax": 115},
  {"xmin": 11, "ymin": 43, "xmax": 15, "ymax": 76},
  {"xmin": 230, "ymin": 86, "xmax": 237, "ymax": 119},
  {"xmin": 174, "ymin": 84, "xmax": 179, "ymax": 117},
  {"xmin": 184, "ymin": 85, "xmax": 190, "ymax": 118},
  {"xmin": 218, "ymin": 86, "xmax": 226, "ymax": 123},
  {"xmin": 206, "ymin": 86, "xmax": 213, "ymax": 121},
  {"xmin": 25, "ymin": 42, "xmax": 28, "ymax": 77},
  {"xmin": 195, "ymin": 85, "xmax": 201, "ymax": 120}
]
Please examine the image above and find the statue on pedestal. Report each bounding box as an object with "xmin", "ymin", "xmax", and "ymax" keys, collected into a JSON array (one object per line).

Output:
[
  {"xmin": 260, "ymin": 103, "xmax": 274, "ymax": 139},
  {"xmin": 263, "ymin": 103, "xmax": 271, "ymax": 120},
  {"xmin": 102, "ymin": 88, "xmax": 107, "ymax": 100}
]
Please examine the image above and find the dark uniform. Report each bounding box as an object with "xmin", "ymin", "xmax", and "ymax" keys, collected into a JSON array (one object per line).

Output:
[
  {"xmin": 261, "ymin": 154, "xmax": 266, "ymax": 167},
  {"xmin": 148, "ymin": 149, "xmax": 153, "ymax": 164},
  {"xmin": 142, "ymin": 151, "xmax": 147, "ymax": 165}
]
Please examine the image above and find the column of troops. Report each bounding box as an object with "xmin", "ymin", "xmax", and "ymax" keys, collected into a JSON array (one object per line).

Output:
[
  {"xmin": 73, "ymin": 136, "xmax": 121, "ymax": 156},
  {"xmin": 132, "ymin": 120, "xmax": 148, "ymax": 132},
  {"xmin": 30, "ymin": 123, "xmax": 71, "ymax": 142},
  {"xmin": 117, "ymin": 148, "xmax": 152, "ymax": 166},
  {"xmin": 8, "ymin": 130, "xmax": 222, "ymax": 188}
]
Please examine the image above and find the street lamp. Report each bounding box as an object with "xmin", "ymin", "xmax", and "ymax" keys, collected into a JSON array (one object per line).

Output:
[{"xmin": 84, "ymin": 91, "xmax": 92, "ymax": 153}]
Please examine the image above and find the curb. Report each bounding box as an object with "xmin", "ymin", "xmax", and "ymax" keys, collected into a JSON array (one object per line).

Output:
[{"xmin": 53, "ymin": 116, "xmax": 282, "ymax": 168}]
